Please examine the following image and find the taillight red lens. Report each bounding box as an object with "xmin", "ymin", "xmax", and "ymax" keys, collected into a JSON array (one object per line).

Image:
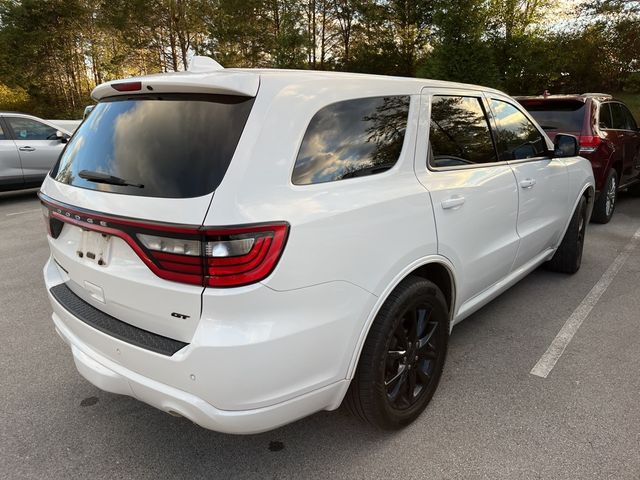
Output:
[
  {"xmin": 136, "ymin": 225, "xmax": 288, "ymax": 287},
  {"xmin": 39, "ymin": 194, "xmax": 289, "ymax": 288},
  {"xmin": 578, "ymin": 135, "xmax": 602, "ymax": 153},
  {"xmin": 111, "ymin": 81, "xmax": 142, "ymax": 92},
  {"xmin": 204, "ymin": 225, "xmax": 288, "ymax": 287},
  {"xmin": 143, "ymin": 245, "xmax": 205, "ymax": 283}
]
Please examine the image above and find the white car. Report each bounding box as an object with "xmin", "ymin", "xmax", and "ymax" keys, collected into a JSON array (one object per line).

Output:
[
  {"xmin": 40, "ymin": 57, "xmax": 595, "ymax": 434},
  {"xmin": 46, "ymin": 119, "xmax": 82, "ymax": 133},
  {"xmin": 0, "ymin": 113, "xmax": 71, "ymax": 191}
]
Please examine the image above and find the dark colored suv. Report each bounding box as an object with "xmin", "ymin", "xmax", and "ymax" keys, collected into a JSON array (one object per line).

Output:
[{"xmin": 516, "ymin": 94, "xmax": 640, "ymax": 223}]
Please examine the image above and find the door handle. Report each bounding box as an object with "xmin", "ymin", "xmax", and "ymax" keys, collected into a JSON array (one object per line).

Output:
[
  {"xmin": 18, "ymin": 146, "xmax": 35, "ymax": 152},
  {"xmin": 441, "ymin": 195, "xmax": 466, "ymax": 210},
  {"xmin": 519, "ymin": 178, "xmax": 536, "ymax": 189}
]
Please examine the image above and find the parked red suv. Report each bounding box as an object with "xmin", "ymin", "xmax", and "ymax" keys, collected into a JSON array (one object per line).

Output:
[{"xmin": 517, "ymin": 94, "xmax": 640, "ymax": 223}]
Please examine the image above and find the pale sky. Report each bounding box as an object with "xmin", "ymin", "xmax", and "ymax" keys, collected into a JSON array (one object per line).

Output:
[{"xmin": 544, "ymin": 0, "xmax": 589, "ymax": 31}]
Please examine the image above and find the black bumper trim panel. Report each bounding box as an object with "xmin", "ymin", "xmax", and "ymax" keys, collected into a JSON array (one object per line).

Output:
[{"xmin": 50, "ymin": 283, "xmax": 188, "ymax": 356}]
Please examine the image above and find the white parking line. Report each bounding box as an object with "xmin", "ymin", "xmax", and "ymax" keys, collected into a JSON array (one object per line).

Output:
[
  {"xmin": 5, "ymin": 208, "xmax": 40, "ymax": 217},
  {"xmin": 531, "ymin": 226, "xmax": 640, "ymax": 378}
]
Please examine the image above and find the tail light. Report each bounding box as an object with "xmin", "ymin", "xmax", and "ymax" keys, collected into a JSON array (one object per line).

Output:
[
  {"xmin": 137, "ymin": 225, "xmax": 289, "ymax": 287},
  {"xmin": 39, "ymin": 194, "xmax": 289, "ymax": 288},
  {"xmin": 41, "ymin": 203, "xmax": 64, "ymax": 238},
  {"xmin": 578, "ymin": 135, "xmax": 602, "ymax": 154},
  {"xmin": 111, "ymin": 81, "xmax": 142, "ymax": 92},
  {"xmin": 41, "ymin": 204, "xmax": 51, "ymax": 235}
]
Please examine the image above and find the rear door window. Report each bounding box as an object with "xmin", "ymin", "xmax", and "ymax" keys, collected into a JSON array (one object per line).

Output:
[
  {"xmin": 428, "ymin": 95, "xmax": 497, "ymax": 168},
  {"xmin": 490, "ymin": 99, "xmax": 547, "ymax": 161},
  {"xmin": 51, "ymin": 94, "xmax": 254, "ymax": 198},
  {"xmin": 610, "ymin": 103, "xmax": 628, "ymax": 130},
  {"xmin": 292, "ymin": 96, "xmax": 410, "ymax": 185},
  {"xmin": 7, "ymin": 117, "xmax": 57, "ymax": 140}
]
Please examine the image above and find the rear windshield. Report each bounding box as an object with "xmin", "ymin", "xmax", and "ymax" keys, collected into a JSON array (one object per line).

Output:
[
  {"xmin": 519, "ymin": 100, "xmax": 585, "ymax": 133},
  {"xmin": 51, "ymin": 94, "xmax": 254, "ymax": 198}
]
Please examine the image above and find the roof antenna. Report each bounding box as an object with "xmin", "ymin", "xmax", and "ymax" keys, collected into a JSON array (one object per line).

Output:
[{"xmin": 188, "ymin": 56, "xmax": 224, "ymax": 73}]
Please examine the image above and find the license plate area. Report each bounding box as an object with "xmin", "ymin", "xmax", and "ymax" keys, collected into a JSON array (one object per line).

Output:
[{"xmin": 78, "ymin": 230, "xmax": 112, "ymax": 266}]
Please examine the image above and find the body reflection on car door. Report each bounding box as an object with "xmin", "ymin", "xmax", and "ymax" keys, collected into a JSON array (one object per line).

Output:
[
  {"xmin": 416, "ymin": 91, "xmax": 520, "ymax": 308},
  {"xmin": 487, "ymin": 98, "xmax": 569, "ymax": 270}
]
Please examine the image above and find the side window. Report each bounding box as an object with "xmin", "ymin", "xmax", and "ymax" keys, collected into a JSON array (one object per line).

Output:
[
  {"xmin": 292, "ymin": 96, "xmax": 410, "ymax": 185},
  {"xmin": 490, "ymin": 99, "xmax": 547, "ymax": 160},
  {"xmin": 610, "ymin": 103, "xmax": 628, "ymax": 130},
  {"xmin": 428, "ymin": 95, "xmax": 496, "ymax": 167},
  {"xmin": 0, "ymin": 122, "xmax": 5, "ymax": 140},
  {"xmin": 620, "ymin": 104, "xmax": 637, "ymax": 130},
  {"xmin": 599, "ymin": 103, "xmax": 613, "ymax": 129},
  {"xmin": 6, "ymin": 117, "xmax": 57, "ymax": 140}
]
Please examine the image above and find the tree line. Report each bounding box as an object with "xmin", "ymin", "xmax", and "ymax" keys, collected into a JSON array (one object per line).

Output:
[{"xmin": 0, "ymin": 0, "xmax": 638, "ymax": 118}]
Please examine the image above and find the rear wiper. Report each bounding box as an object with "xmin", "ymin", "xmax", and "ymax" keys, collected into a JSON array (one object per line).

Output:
[
  {"xmin": 79, "ymin": 170, "xmax": 144, "ymax": 188},
  {"xmin": 538, "ymin": 125, "xmax": 558, "ymax": 130}
]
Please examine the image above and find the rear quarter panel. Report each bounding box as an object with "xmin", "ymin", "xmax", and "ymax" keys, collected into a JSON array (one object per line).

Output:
[{"xmin": 204, "ymin": 76, "xmax": 437, "ymax": 296}]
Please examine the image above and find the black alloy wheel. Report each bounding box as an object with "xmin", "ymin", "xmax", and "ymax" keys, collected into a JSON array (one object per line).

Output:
[
  {"xmin": 385, "ymin": 303, "xmax": 441, "ymax": 410},
  {"xmin": 546, "ymin": 194, "xmax": 588, "ymax": 274},
  {"xmin": 346, "ymin": 277, "xmax": 449, "ymax": 430}
]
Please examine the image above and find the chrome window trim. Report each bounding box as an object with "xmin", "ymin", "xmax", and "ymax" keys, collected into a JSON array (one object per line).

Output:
[
  {"xmin": 427, "ymin": 160, "xmax": 508, "ymax": 172},
  {"xmin": 506, "ymin": 155, "xmax": 552, "ymax": 165}
]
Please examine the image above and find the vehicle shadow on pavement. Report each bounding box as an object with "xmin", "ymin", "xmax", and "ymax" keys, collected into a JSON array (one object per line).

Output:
[{"xmin": 62, "ymin": 387, "xmax": 403, "ymax": 478}]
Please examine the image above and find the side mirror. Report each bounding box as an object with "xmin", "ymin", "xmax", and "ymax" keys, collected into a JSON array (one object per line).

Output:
[
  {"xmin": 553, "ymin": 134, "xmax": 579, "ymax": 157},
  {"xmin": 55, "ymin": 130, "xmax": 68, "ymax": 144}
]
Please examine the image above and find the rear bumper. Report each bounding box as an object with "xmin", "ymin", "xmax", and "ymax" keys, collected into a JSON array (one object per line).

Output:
[
  {"xmin": 44, "ymin": 257, "xmax": 375, "ymax": 434},
  {"xmin": 53, "ymin": 313, "xmax": 349, "ymax": 434}
]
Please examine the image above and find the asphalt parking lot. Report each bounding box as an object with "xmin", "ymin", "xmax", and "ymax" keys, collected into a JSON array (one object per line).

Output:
[{"xmin": 1, "ymin": 189, "xmax": 639, "ymax": 480}]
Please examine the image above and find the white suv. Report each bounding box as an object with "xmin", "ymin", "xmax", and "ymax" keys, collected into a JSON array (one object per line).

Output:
[{"xmin": 40, "ymin": 58, "xmax": 594, "ymax": 434}]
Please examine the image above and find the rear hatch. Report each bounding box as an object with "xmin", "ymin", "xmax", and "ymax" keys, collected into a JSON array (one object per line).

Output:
[
  {"xmin": 518, "ymin": 98, "xmax": 587, "ymax": 140},
  {"xmin": 41, "ymin": 78, "xmax": 257, "ymax": 343}
]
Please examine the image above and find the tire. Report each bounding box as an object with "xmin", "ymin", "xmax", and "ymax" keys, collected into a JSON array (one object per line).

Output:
[
  {"xmin": 591, "ymin": 169, "xmax": 617, "ymax": 224},
  {"xmin": 345, "ymin": 276, "xmax": 449, "ymax": 430},
  {"xmin": 546, "ymin": 195, "xmax": 588, "ymax": 274}
]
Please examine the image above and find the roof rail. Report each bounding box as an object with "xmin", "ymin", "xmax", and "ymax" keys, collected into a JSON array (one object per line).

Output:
[{"xmin": 581, "ymin": 92, "xmax": 612, "ymax": 98}]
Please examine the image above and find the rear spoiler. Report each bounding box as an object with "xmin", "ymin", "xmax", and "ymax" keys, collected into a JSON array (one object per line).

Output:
[
  {"xmin": 514, "ymin": 94, "xmax": 589, "ymax": 104},
  {"xmin": 91, "ymin": 60, "xmax": 259, "ymax": 101}
]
